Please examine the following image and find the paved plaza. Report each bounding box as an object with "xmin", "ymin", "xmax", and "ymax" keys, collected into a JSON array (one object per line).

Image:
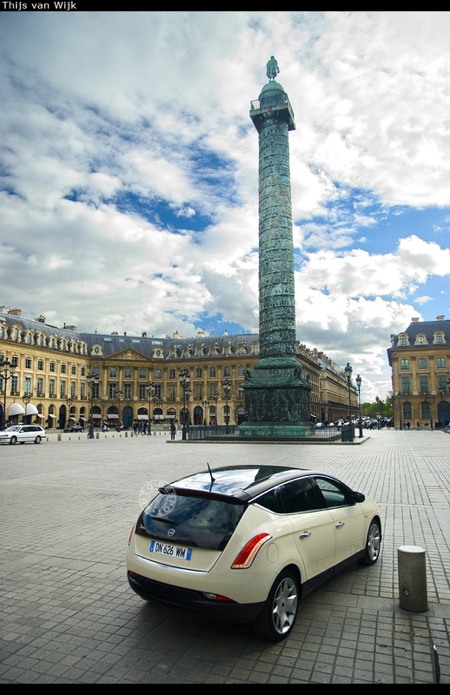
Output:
[{"xmin": 0, "ymin": 428, "xmax": 449, "ymax": 684}]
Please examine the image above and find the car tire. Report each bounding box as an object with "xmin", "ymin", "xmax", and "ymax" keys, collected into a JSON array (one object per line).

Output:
[
  {"xmin": 251, "ymin": 569, "xmax": 299, "ymax": 642},
  {"xmin": 358, "ymin": 519, "xmax": 381, "ymax": 566},
  {"xmin": 34, "ymin": 436, "xmax": 42, "ymax": 444},
  {"xmin": 10, "ymin": 436, "xmax": 17, "ymax": 445}
]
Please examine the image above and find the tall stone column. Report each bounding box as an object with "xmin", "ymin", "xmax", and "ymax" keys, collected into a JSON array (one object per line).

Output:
[{"xmin": 240, "ymin": 58, "xmax": 312, "ymax": 438}]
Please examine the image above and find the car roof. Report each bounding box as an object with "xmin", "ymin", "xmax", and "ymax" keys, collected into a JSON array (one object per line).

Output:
[{"xmin": 169, "ymin": 465, "xmax": 324, "ymax": 502}]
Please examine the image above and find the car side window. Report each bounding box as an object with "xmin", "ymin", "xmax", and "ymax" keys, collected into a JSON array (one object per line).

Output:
[
  {"xmin": 314, "ymin": 477, "xmax": 352, "ymax": 508},
  {"xmin": 280, "ymin": 478, "xmax": 323, "ymax": 513},
  {"xmin": 255, "ymin": 487, "xmax": 285, "ymax": 513}
]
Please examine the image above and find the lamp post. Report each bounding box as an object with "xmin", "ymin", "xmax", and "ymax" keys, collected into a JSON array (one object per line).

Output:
[
  {"xmin": 65, "ymin": 396, "xmax": 73, "ymax": 428},
  {"xmin": 202, "ymin": 399, "xmax": 209, "ymax": 427},
  {"xmin": 344, "ymin": 362, "xmax": 354, "ymax": 441},
  {"xmin": 22, "ymin": 390, "xmax": 32, "ymax": 424},
  {"xmin": 426, "ymin": 394, "xmax": 435, "ymax": 430},
  {"xmin": 0, "ymin": 359, "xmax": 16, "ymax": 430},
  {"xmin": 212, "ymin": 390, "xmax": 219, "ymax": 426},
  {"xmin": 397, "ymin": 392, "xmax": 403, "ymax": 430},
  {"xmin": 115, "ymin": 389, "xmax": 123, "ymax": 430},
  {"xmin": 87, "ymin": 373, "xmax": 99, "ymax": 439},
  {"xmin": 145, "ymin": 382, "xmax": 154, "ymax": 435},
  {"xmin": 100, "ymin": 398, "xmax": 108, "ymax": 431},
  {"xmin": 355, "ymin": 374, "xmax": 363, "ymax": 438},
  {"xmin": 222, "ymin": 378, "xmax": 231, "ymax": 433},
  {"xmin": 179, "ymin": 369, "xmax": 190, "ymax": 440}
]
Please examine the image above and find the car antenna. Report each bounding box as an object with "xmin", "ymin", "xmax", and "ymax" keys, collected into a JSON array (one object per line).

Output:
[{"xmin": 207, "ymin": 462, "xmax": 215, "ymax": 487}]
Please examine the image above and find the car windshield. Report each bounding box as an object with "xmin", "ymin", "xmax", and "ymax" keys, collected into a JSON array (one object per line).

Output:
[{"xmin": 138, "ymin": 492, "xmax": 247, "ymax": 551}]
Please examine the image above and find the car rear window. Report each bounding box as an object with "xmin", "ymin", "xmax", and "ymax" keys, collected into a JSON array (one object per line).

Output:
[{"xmin": 136, "ymin": 491, "xmax": 247, "ymax": 551}]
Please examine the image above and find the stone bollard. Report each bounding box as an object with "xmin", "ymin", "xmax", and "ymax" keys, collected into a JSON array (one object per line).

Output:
[
  {"xmin": 58, "ymin": 433, "xmax": 61, "ymax": 441},
  {"xmin": 398, "ymin": 545, "xmax": 428, "ymax": 612}
]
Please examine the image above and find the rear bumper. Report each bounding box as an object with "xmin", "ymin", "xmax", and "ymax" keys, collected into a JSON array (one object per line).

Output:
[{"xmin": 127, "ymin": 571, "xmax": 264, "ymax": 623}]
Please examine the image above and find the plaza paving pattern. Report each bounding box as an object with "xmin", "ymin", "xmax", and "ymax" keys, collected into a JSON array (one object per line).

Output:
[{"xmin": 0, "ymin": 428, "xmax": 449, "ymax": 683}]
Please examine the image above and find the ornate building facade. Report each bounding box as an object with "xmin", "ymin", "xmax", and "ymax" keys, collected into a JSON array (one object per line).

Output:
[
  {"xmin": 387, "ymin": 316, "xmax": 450, "ymax": 429},
  {"xmin": 0, "ymin": 307, "xmax": 357, "ymax": 431}
]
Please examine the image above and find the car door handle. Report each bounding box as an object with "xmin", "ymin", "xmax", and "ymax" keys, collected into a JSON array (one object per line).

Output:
[
  {"xmin": 335, "ymin": 522, "xmax": 345, "ymax": 528},
  {"xmin": 299, "ymin": 532, "xmax": 311, "ymax": 539}
]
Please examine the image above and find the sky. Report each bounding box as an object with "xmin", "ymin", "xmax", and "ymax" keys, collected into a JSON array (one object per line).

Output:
[{"xmin": 0, "ymin": 10, "xmax": 449, "ymax": 404}]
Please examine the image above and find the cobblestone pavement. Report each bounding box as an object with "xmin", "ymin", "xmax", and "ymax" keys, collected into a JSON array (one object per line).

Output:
[{"xmin": 0, "ymin": 428, "xmax": 449, "ymax": 684}]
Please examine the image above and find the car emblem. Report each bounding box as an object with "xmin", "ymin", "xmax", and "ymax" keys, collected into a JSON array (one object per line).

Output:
[{"xmin": 167, "ymin": 528, "xmax": 176, "ymax": 538}]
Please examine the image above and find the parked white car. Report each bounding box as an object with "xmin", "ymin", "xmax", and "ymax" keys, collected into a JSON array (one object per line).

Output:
[{"xmin": 0, "ymin": 424, "xmax": 46, "ymax": 445}]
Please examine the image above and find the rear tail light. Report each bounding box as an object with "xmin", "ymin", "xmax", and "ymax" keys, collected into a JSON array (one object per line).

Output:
[
  {"xmin": 231, "ymin": 533, "xmax": 272, "ymax": 569},
  {"xmin": 127, "ymin": 522, "xmax": 136, "ymax": 544}
]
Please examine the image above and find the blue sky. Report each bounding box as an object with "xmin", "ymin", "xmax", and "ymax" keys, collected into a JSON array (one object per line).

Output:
[{"xmin": 0, "ymin": 10, "xmax": 449, "ymax": 402}]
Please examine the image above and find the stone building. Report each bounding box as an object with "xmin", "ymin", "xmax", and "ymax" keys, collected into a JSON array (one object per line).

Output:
[
  {"xmin": 387, "ymin": 316, "xmax": 450, "ymax": 429},
  {"xmin": 0, "ymin": 308, "xmax": 357, "ymax": 431}
]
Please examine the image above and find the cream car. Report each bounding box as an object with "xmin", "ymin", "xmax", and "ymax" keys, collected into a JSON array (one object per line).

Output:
[{"xmin": 127, "ymin": 465, "xmax": 382, "ymax": 641}]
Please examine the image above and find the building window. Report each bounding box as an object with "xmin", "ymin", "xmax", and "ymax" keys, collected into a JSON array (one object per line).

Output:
[
  {"xmin": 81, "ymin": 367, "xmax": 86, "ymax": 376},
  {"xmin": 209, "ymin": 367, "xmax": 216, "ymax": 378},
  {"xmin": 403, "ymin": 402, "xmax": 412, "ymax": 420},
  {"xmin": 436, "ymin": 357, "xmax": 446, "ymax": 368},
  {"xmin": 109, "ymin": 384, "xmax": 117, "ymax": 399},
  {"xmin": 139, "ymin": 369, "xmax": 147, "ymax": 379},
  {"xmin": 11, "ymin": 374, "xmax": 18, "ymax": 394},
  {"xmin": 434, "ymin": 333, "xmax": 444, "ymax": 343},
  {"xmin": 25, "ymin": 357, "xmax": 32, "ymax": 369},
  {"xmin": 24, "ymin": 376, "xmax": 32, "ymax": 394},
  {"xmin": 124, "ymin": 368, "xmax": 132, "ymax": 379},
  {"xmin": 49, "ymin": 379, "xmax": 55, "ymax": 396},
  {"xmin": 11, "ymin": 356, "xmax": 18, "ymax": 367},
  {"xmin": 110, "ymin": 367, "xmax": 116, "ymax": 378},
  {"xmin": 438, "ymin": 375, "xmax": 448, "ymax": 393},
  {"xmin": 238, "ymin": 366, "xmax": 246, "ymax": 377},
  {"xmin": 80, "ymin": 383, "xmax": 85, "ymax": 398},
  {"xmin": 139, "ymin": 384, "xmax": 147, "ymax": 399},
  {"xmin": 418, "ymin": 358, "xmax": 427, "ymax": 369},
  {"xmin": 37, "ymin": 378, "xmax": 44, "ymax": 396},
  {"xmin": 155, "ymin": 369, "xmax": 162, "ymax": 380},
  {"xmin": 194, "ymin": 384, "xmax": 202, "ymax": 400},
  {"xmin": 124, "ymin": 384, "xmax": 132, "ymax": 399},
  {"xmin": 419, "ymin": 376, "xmax": 429, "ymax": 394},
  {"xmin": 223, "ymin": 366, "xmax": 231, "ymax": 377},
  {"xmin": 93, "ymin": 367, "xmax": 100, "ymax": 377},
  {"xmin": 60, "ymin": 382, "xmax": 66, "ymax": 397},
  {"xmin": 398, "ymin": 335, "xmax": 408, "ymax": 346},
  {"xmin": 421, "ymin": 401, "xmax": 431, "ymax": 420},
  {"xmin": 416, "ymin": 335, "xmax": 425, "ymax": 344},
  {"xmin": 195, "ymin": 368, "xmax": 202, "ymax": 378},
  {"xmin": 400, "ymin": 359, "xmax": 409, "ymax": 370},
  {"xmin": 61, "ymin": 364, "xmax": 66, "ymax": 374},
  {"xmin": 49, "ymin": 361, "xmax": 55, "ymax": 372},
  {"xmin": 38, "ymin": 359, "xmax": 44, "ymax": 371},
  {"xmin": 401, "ymin": 377, "xmax": 410, "ymax": 395},
  {"xmin": 71, "ymin": 365, "xmax": 76, "ymax": 375},
  {"xmin": 169, "ymin": 369, "xmax": 176, "ymax": 379},
  {"xmin": 168, "ymin": 384, "xmax": 176, "ymax": 400}
]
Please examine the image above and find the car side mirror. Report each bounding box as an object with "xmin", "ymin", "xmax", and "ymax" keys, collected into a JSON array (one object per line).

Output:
[{"xmin": 353, "ymin": 491, "xmax": 365, "ymax": 503}]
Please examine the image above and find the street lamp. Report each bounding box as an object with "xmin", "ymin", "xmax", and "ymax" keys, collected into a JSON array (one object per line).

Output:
[
  {"xmin": 222, "ymin": 378, "xmax": 231, "ymax": 434},
  {"xmin": 86, "ymin": 372, "xmax": 99, "ymax": 439},
  {"xmin": 22, "ymin": 389, "xmax": 32, "ymax": 424},
  {"xmin": 355, "ymin": 374, "xmax": 363, "ymax": 438},
  {"xmin": 179, "ymin": 369, "xmax": 190, "ymax": 440},
  {"xmin": 65, "ymin": 396, "xmax": 73, "ymax": 428},
  {"xmin": 397, "ymin": 392, "xmax": 403, "ymax": 430},
  {"xmin": 0, "ymin": 359, "xmax": 16, "ymax": 430},
  {"xmin": 145, "ymin": 382, "xmax": 154, "ymax": 435},
  {"xmin": 426, "ymin": 394, "xmax": 435, "ymax": 431},
  {"xmin": 344, "ymin": 362, "xmax": 354, "ymax": 441},
  {"xmin": 212, "ymin": 390, "xmax": 219, "ymax": 426},
  {"xmin": 202, "ymin": 399, "xmax": 209, "ymax": 427},
  {"xmin": 115, "ymin": 389, "xmax": 123, "ymax": 430}
]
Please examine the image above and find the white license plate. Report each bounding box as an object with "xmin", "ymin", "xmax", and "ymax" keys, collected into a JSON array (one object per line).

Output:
[{"xmin": 149, "ymin": 540, "xmax": 192, "ymax": 561}]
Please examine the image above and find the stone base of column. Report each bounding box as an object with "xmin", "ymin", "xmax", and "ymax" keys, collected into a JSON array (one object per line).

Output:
[{"xmin": 241, "ymin": 358, "xmax": 313, "ymax": 438}]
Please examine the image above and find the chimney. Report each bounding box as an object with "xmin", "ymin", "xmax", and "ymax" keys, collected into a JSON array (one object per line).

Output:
[
  {"xmin": 35, "ymin": 315, "xmax": 46, "ymax": 323},
  {"xmin": 8, "ymin": 308, "xmax": 22, "ymax": 317},
  {"xmin": 436, "ymin": 315, "xmax": 445, "ymax": 320},
  {"xmin": 411, "ymin": 317, "xmax": 420, "ymax": 322}
]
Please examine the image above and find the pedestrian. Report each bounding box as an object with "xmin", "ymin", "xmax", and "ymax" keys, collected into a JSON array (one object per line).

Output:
[{"xmin": 170, "ymin": 422, "xmax": 176, "ymax": 440}]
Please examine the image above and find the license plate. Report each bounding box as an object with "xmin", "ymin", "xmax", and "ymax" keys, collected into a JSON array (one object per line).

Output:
[{"xmin": 149, "ymin": 540, "xmax": 192, "ymax": 561}]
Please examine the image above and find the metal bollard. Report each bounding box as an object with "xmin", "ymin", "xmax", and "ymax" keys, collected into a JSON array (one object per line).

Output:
[{"xmin": 398, "ymin": 545, "xmax": 428, "ymax": 612}]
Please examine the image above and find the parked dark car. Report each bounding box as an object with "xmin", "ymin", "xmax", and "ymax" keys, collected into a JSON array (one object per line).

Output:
[{"xmin": 64, "ymin": 424, "xmax": 84, "ymax": 433}]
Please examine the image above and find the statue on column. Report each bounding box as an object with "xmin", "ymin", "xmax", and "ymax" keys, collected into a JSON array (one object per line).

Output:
[{"xmin": 266, "ymin": 56, "xmax": 280, "ymax": 81}]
